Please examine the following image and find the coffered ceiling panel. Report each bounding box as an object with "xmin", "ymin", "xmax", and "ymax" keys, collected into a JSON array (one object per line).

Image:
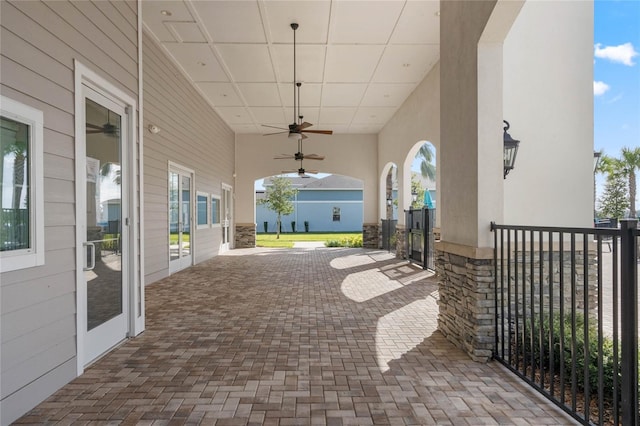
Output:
[
  {"xmin": 196, "ymin": 82, "xmax": 243, "ymax": 106},
  {"xmin": 321, "ymin": 84, "xmax": 367, "ymax": 107},
  {"xmin": 216, "ymin": 44, "xmax": 276, "ymax": 82},
  {"xmin": 167, "ymin": 22, "xmax": 206, "ymax": 43},
  {"xmin": 216, "ymin": 107, "xmax": 253, "ymax": 124},
  {"xmin": 237, "ymin": 83, "xmax": 282, "ymax": 107},
  {"xmin": 142, "ymin": 1, "xmax": 195, "ymax": 42},
  {"xmin": 142, "ymin": 0, "xmax": 441, "ymax": 134},
  {"xmin": 372, "ymin": 44, "xmax": 439, "ymax": 83},
  {"xmin": 329, "ymin": 1, "xmax": 405, "ymax": 44},
  {"xmin": 324, "ymin": 45, "xmax": 386, "ymax": 83},
  {"xmin": 360, "ymin": 84, "xmax": 416, "ymax": 107},
  {"xmin": 163, "ymin": 43, "xmax": 228, "ymax": 82},
  {"xmin": 192, "ymin": 1, "xmax": 266, "ymax": 43}
]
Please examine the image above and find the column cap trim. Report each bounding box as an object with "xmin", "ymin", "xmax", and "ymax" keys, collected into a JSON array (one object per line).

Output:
[{"xmin": 435, "ymin": 240, "xmax": 493, "ymax": 260}]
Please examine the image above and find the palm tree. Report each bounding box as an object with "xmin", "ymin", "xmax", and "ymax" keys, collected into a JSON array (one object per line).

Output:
[
  {"xmin": 620, "ymin": 147, "xmax": 640, "ymax": 218},
  {"xmin": 417, "ymin": 143, "xmax": 436, "ymax": 181}
]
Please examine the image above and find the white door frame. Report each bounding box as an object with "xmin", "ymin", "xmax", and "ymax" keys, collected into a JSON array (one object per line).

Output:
[
  {"xmin": 74, "ymin": 61, "xmax": 143, "ymax": 374},
  {"xmin": 221, "ymin": 183, "xmax": 233, "ymax": 251},
  {"xmin": 168, "ymin": 161, "xmax": 195, "ymax": 273}
]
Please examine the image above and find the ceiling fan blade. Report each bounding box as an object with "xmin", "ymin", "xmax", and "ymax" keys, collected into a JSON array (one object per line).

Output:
[
  {"xmin": 262, "ymin": 124, "xmax": 288, "ymax": 130},
  {"xmin": 304, "ymin": 154, "xmax": 325, "ymax": 160},
  {"xmin": 305, "ymin": 170, "xmax": 319, "ymax": 174},
  {"xmin": 281, "ymin": 169, "xmax": 298, "ymax": 173},
  {"xmin": 301, "ymin": 129, "xmax": 333, "ymax": 135},
  {"xmin": 263, "ymin": 131, "xmax": 288, "ymax": 136},
  {"xmin": 86, "ymin": 129, "xmax": 103, "ymax": 134},
  {"xmin": 86, "ymin": 123, "xmax": 103, "ymax": 130},
  {"xmin": 274, "ymin": 156, "xmax": 295, "ymax": 160},
  {"xmin": 298, "ymin": 122, "xmax": 313, "ymax": 130}
]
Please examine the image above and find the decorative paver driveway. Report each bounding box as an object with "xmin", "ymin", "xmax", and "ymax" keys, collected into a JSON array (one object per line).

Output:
[{"xmin": 16, "ymin": 248, "xmax": 575, "ymax": 425}]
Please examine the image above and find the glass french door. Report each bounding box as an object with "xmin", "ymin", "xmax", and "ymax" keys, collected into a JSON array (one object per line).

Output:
[
  {"xmin": 82, "ymin": 87, "xmax": 128, "ymax": 364},
  {"xmin": 169, "ymin": 164, "xmax": 193, "ymax": 273},
  {"xmin": 221, "ymin": 185, "xmax": 232, "ymax": 250}
]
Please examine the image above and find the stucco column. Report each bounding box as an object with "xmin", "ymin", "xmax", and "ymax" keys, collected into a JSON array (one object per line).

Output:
[{"xmin": 437, "ymin": 0, "xmax": 510, "ymax": 361}]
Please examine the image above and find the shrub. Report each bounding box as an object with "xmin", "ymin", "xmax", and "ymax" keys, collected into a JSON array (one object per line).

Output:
[
  {"xmin": 324, "ymin": 235, "xmax": 363, "ymax": 248},
  {"xmin": 518, "ymin": 311, "xmax": 624, "ymax": 401}
]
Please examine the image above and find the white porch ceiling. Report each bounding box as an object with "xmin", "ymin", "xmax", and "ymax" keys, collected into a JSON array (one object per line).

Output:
[{"xmin": 142, "ymin": 1, "xmax": 440, "ymax": 135}]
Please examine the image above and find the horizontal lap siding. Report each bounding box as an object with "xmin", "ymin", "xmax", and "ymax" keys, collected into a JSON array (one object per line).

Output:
[
  {"xmin": 142, "ymin": 32, "xmax": 234, "ymax": 283},
  {"xmin": 0, "ymin": 1, "xmax": 138, "ymax": 424}
]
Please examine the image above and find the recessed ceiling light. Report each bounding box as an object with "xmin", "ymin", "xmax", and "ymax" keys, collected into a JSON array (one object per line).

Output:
[{"xmin": 160, "ymin": 10, "xmax": 172, "ymax": 16}]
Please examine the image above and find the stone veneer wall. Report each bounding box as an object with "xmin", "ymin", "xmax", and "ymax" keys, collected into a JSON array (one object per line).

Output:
[
  {"xmin": 395, "ymin": 224, "xmax": 407, "ymax": 259},
  {"xmin": 235, "ymin": 223, "xmax": 256, "ymax": 248},
  {"xmin": 363, "ymin": 223, "xmax": 379, "ymax": 248},
  {"xmin": 436, "ymin": 244, "xmax": 495, "ymax": 362}
]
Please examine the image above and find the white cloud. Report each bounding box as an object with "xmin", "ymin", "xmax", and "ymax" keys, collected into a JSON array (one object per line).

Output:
[
  {"xmin": 594, "ymin": 81, "xmax": 610, "ymax": 96},
  {"xmin": 594, "ymin": 42, "xmax": 638, "ymax": 66}
]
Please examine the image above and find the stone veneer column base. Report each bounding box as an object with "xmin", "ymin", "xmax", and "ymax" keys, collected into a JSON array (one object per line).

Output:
[
  {"xmin": 362, "ymin": 223, "xmax": 379, "ymax": 248},
  {"xmin": 395, "ymin": 224, "xmax": 406, "ymax": 259},
  {"xmin": 235, "ymin": 223, "xmax": 256, "ymax": 248},
  {"xmin": 435, "ymin": 241, "xmax": 495, "ymax": 362}
]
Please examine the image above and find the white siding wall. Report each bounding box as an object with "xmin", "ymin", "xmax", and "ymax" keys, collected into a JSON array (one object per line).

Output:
[
  {"xmin": 142, "ymin": 32, "xmax": 235, "ymax": 284},
  {"xmin": 0, "ymin": 1, "xmax": 138, "ymax": 424}
]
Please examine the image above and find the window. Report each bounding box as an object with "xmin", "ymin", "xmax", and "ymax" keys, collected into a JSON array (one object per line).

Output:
[
  {"xmin": 211, "ymin": 196, "xmax": 220, "ymax": 225},
  {"xmin": 1, "ymin": 96, "xmax": 44, "ymax": 272},
  {"xmin": 196, "ymin": 192, "xmax": 209, "ymax": 229},
  {"xmin": 332, "ymin": 207, "xmax": 341, "ymax": 222}
]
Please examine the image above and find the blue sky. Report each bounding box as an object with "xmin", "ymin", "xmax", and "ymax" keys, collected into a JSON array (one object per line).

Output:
[{"xmin": 594, "ymin": 0, "xmax": 640, "ymax": 203}]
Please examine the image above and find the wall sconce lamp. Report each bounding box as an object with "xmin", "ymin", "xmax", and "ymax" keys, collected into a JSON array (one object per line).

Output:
[
  {"xmin": 593, "ymin": 150, "xmax": 602, "ymax": 172},
  {"xmin": 503, "ymin": 120, "xmax": 520, "ymax": 179},
  {"xmin": 411, "ymin": 192, "xmax": 418, "ymax": 203}
]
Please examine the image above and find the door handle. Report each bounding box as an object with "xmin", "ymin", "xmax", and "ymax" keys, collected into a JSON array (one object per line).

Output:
[{"xmin": 84, "ymin": 242, "xmax": 96, "ymax": 271}]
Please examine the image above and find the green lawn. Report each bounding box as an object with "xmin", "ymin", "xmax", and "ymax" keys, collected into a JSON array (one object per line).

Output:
[{"xmin": 256, "ymin": 232, "xmax": 361, "ymax": 248}]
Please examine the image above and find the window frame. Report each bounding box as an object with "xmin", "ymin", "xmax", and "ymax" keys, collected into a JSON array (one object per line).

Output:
[
  {"xmin": 196, "ymin": 191, "xmax": 209, "ymax": 230},
  {"xmin": 0, "ymin": 96, "xmax": 45, "ymax": 272},
  {"xmin": 211, "ymin": 194, "xmax": 221, "ymax": 227},
  {"xmin": 332, "ymin": 206, "xmax": 341, "ymax": 222}
]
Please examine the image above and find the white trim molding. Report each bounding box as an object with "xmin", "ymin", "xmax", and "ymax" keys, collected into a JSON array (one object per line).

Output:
[{"xmin": 0, "ymin": 96, "xmax": 45, "ymax": 273}]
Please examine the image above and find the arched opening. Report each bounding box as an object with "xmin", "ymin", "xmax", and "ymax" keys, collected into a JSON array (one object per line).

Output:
[
  {"xmin": 379, "ymin": 163, "xmax": 398, "ymax": 251},
  {"xmin": 404, "ymin": 141, "xmax": 436, "ymax": 212},
  {"xmin": 255, "ymin": 173, "xmax": 364, "ymax": 236}
]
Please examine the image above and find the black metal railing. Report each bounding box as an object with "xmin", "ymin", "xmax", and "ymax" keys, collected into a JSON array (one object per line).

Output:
[{"xmin": 491, "ymin": 220, "xmax": 638, "ymax": 425}]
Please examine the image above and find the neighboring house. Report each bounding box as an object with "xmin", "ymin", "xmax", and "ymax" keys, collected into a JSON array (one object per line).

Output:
[{"xmin": 257, "ymin": 175, "xmax": 363, "ymax": 233}]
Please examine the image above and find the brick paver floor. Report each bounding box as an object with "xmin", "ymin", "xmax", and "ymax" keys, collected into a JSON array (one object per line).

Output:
[{"xmin": 16, "ymin": 247, "xmax": 576, "ymax": 425}]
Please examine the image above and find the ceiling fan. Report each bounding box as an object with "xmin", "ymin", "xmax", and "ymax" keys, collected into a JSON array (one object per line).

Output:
[
  {"xmin": 86, "ymin": 110, "xmax": 118, "ymax": 136},
  {"xmin": 274, "ymin": 138, "xmax": 325, "ymax": 161},
  {"xmin": 262, "ymin": 23, "xmax": 333, "ymax": 140},
  {"xmin": 282, "ymin": 158, "xmax": 318, "ymax": 178}
]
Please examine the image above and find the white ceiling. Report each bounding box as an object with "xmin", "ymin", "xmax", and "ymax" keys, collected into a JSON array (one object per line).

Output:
[{"xmin": 142, "ymin": 1, "xmax": 440, "ymax": 135}]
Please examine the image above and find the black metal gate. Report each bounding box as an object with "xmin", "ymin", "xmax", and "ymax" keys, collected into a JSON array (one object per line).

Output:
[
  {"xmin": 406, "ymin": 208, "xmax": 435, "ymax": 270},
  {"xmin": 381, "ymin": 219, "xmax": 397, "ymax": 251}
]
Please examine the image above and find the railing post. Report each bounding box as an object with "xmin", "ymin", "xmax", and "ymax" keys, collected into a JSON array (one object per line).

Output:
[{"xmin": 620, "ymin": 219, "xmax": 638, "ymax": 426}]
